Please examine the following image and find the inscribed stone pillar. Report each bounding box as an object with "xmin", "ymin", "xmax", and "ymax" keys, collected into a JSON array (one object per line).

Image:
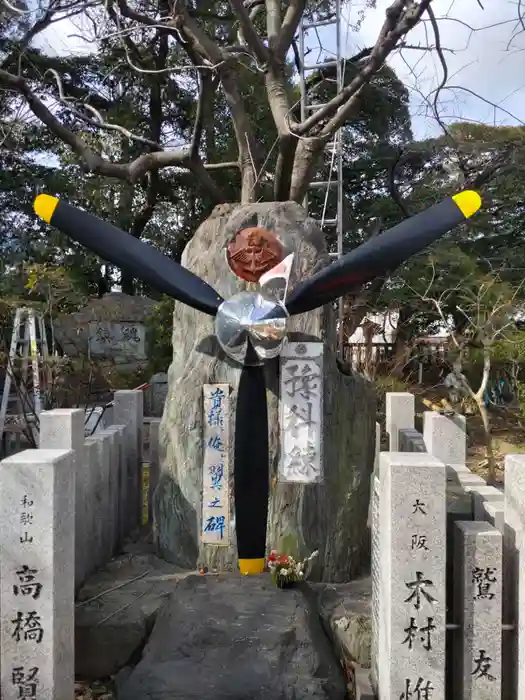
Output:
[
  {"xmin": 503, "ymin": 454, "xmax": 525, "ymax": 700},
  {"xmin": 114, "ymin": 390, "xmax": 143, "ymax": 531},
  {"xmin": 378, "ymin": 452, "xmax": 446, "ymax": 700},
  {"xmin": 452, "ymin": 521, "xmax": 502, "ymax": 700},
  {"xmin": 423, "ymin": 411, "xmax": 466, "ymax": 466},
  {"xmin": 38, "ymin": 409, "xmax": 85, "ymax": 587},
  {"xmin": 385, "ymin": 393, "xmax": 414, "ymax": 451},
  {"xmin": 0, "ymin": 449, "xmax": 75, "ymax": 700}
]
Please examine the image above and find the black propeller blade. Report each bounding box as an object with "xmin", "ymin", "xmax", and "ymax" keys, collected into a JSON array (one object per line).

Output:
[
  {"xmin": 234, "ymin": 343, "xmax": 269, "ymax": 575},
  {"xmin": 34, "ymin": 194, "xmax": 224, "ymax": 316},
  {"xmin": 285, "ymin": 190, "xmax": 482, "ymax": 315}
]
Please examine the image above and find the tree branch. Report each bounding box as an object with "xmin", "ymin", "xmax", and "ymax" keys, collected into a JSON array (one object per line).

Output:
[
  {"xmin": 294, "ymin": 0, "xmax": 432, "ymax": 137},
  {"xmin": 265, "ymin": 0, "xmax": 282, "ymax": 48},
  {"xmin": 0, "ymin": 67, "xmax": 226, "ymax": 201},
  {"xmin": 228, "ymin": 0, "xmax": 269, "ymax": 65},
  {"xmin": 276, "ymin": 0, "xmax": 305, "ymax": 60}
]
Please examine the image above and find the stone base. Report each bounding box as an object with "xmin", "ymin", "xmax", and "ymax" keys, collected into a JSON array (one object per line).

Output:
[{"xmin": 76, "ymin": 544, "xmax": 373, "ymax": 699}]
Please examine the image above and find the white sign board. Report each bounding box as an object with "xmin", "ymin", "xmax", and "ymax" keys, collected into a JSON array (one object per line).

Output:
[
  {"xmin": 201, "ymin": 384, "xmax": 230, "ymax": 545},
  {"xmin": 279, "ymin": 342, "xmax": 323, "ymax": 483}
]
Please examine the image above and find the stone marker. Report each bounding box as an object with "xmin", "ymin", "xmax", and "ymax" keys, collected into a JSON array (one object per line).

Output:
[
  {"xmin": 453, "ymin": 521, "xmax": 502, "ymax": 700},
  {"xmin": 398, "ymin": 428, "xmax": 427, "ymax": 453},
  {"xmin": 148, "ymin": 419, "xmax": 161, "ymax": 526},
  {"xmin": 479, "ymin": 501, "xmax": 505, "ymax": 533},
  {"xmin": 39, "ymin": 409, "xmax": 85, "ymax": 587},
  {"xmin": 84, "ymin": 435, "xmax": 109, "ymax": 570},
  {"xmin": 469, "ymin": 486, "xmax": 504, "ymax": 526},
  {"xmin": 423, "ymin": 411, "xmax": 466, "ymax": 466},
  {"xmin": 370, "ymin": 474, "xmax": 380, "ymax": 691},
  {"xmin": 0, "ymin": 449, "xmax": 75, "ymax": 700},
  {"xmin": 97, "ymin": 430, "xmax": 119, "ymax": 555},
  {"xmin": 104, "ymin": 425, "xmax": 127, "ymax": 543},
  {"xmin": 114, "ymin": 390, "xmax": 143, "ymax": 530},
  {"xmin": 367, "ymin": 423, "xmax": 381, "ymax": 529},
  {"xmin": 503, "ymin": 454, "xmax": 525, "ymax": 700},
  {"xmin": 385, "ymin": 393, "xmax": 414, "ymax": 451},
  {"xmin": 378, "ymin": 452, "xmax": 446, "ymax": 700}
]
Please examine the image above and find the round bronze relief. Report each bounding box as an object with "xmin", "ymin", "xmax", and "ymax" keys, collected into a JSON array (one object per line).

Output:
[{"xmin": 227, "ymin": 227, "xmax": 284, "ymax": 283}]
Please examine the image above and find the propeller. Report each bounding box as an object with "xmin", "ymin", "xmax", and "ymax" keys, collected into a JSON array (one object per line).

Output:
[
  {"xmin": 33, "ymin": 188, "xmax": 482, "ymax": 577},
  {"xmin": 285, "ymin": 191, "xmax": 481, "ymax": 315},
  {"xmin": 33, "ymin": 194, "xmax": 223, "ymax": 316}
]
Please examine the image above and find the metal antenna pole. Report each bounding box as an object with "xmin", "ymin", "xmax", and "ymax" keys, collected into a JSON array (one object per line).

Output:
[{"xmin": 299, "ymin": 2, "xmax": 344, "ymax": 357}]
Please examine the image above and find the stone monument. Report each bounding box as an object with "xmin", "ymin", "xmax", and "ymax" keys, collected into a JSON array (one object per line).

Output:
[{"xmin": 33, "ymin": 189, "xmax": 482, "ymax": 581}]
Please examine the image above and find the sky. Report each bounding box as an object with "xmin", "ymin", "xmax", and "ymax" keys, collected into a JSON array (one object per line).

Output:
[{"xmin": 33, "ymin": 0, "xmax": 525, "ymax": 142}]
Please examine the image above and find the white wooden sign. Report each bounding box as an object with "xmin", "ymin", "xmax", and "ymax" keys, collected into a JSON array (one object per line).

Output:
[
  {"xmin": 279, "ymin": 342, "xmax": 324, "ymax": 483},
  {"xmin": 201, "ymin": 384, "xmax": 230, "ymax": 545}
]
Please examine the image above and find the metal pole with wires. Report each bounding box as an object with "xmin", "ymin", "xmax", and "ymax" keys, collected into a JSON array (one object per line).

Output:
[{"xmin": 299, "ymin": 2, "xmax": 345, "ymax": 358}]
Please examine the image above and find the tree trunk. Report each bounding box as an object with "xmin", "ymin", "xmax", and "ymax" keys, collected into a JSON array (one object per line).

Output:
[
  {"xmin": 153, "ymin": 201, "xmax": 376, "ymax": 582},
  {"xmin": 475, "ymin": 345, "xmax": 496, "ymax": 485},
  {"xmin": 390, "ymin": 306, "xmax": 414, "ymax": 378}
]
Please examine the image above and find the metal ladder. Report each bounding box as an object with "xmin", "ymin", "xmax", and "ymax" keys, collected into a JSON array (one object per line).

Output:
[
  {"xmin": 298, "ymin": 0, "xmax": 344, "ymax": 356},
  {"xmin": 0, "ymin": 307, "xmax": 49, "ymax": 444}
]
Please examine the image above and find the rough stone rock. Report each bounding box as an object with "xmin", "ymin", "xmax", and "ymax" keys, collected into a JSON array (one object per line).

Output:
[
  {"xmin": 314, "ymin": 577, "xmax": 372, "ymax": 669},
  {"xmin": 54, "ymin": 292, "xmax": 155, "ymax": 364},
  {"xmin": 75, "ymin": 548, "xmax": 189, "ymax": 680},
  {"xmin": 117, "ymin": 573, "xmax": 347, "ymax": 700},
  {"xmin": 154, "ymin": 201, "xmax": 376, "ymax": 580}
]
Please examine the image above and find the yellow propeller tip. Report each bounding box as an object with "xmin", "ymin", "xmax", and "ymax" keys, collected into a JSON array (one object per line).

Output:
[
  {"xmin": 238, "ymin": 558, "xmax": 265, "ymax": 575},
  {"xmin": 34, "ymin": 194, "xmax": 59, "ymax": 224},
  {"xmin": 452, "ymin": 190, "xmax": 482, "ymax": 219}
]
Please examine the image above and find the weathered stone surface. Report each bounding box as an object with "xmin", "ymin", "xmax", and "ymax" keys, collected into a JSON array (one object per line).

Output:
[
  {"xmin": 53, "ymin": 292, "xmax": 155, "ymax": 365},
  {"xmin": 314, "ymin": 577, "xmax": 372, "ymax": 669},
  {"xmin": 155, "ymin": 202, "xmax": 376, "ymax": 580},
  {"xmin": 398, "ymin": 427, "xmax": 427, "ymax": 453},
  {"xmin": 117, "ymin": 573, "xmax": 347, "ymax": 700},
  {"xmin": 75, "ymin": 549, "xmax": 186, "ymax": 680}
]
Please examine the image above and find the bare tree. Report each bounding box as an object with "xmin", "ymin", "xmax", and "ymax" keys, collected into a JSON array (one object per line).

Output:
[
  {"xmin": 0, "ymin": 0, "xmax": 439, "ymax": 206},
  {"xmin": 409, "ymin": 264, "xmax": 524, "ymax": 485}
]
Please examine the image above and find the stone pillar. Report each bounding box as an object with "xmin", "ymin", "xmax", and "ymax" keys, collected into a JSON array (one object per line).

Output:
[
  {"xmin": 96, "ymin": 430, "xmax": 120, "ymax": 554},
  {"xmin": 367, "ymin": 422, "xmax": 381, "ymax": 529},
  {"xmin": 377, "ymin": 452, "xmax": 446, "ymax": 700},
  {"xmin": 84, "ymin": 436, "xmax": 107, "ymax": 571},
  {"xmin": 148, "ymin": 419, "xmax": 161, "ymax": 527},
  {"xmin": 385, "ymin": 393, "xmax": 414, "ymax": 451},
  {"xmin": 452, "ymin": 521, "xmax": 502, "ymax": 700},
  {"xmin": 0, "ymin": 449, "xmax": 75, "ymax": 700},
  {"xmin": 503, "ymin": 454, "xmax": 525, "ymax": 700},
  {"xmin": 370, "ymin": 473, "xmax": 381, "ymax": 692},
  {"xmin": 39, "ymin": 408, "xmax": 85, "ymax": 588},
  {"xmin": 423, "ymin": 411, "xmax": 467, "ymax": 466},
  {"xmin": 114, "ymin": 390, "xmax": 143, "ymax": 531}
]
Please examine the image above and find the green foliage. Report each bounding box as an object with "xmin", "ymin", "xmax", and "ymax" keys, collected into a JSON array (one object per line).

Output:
[{"xmin": 145, "ymin": 296, "xmax": 175, "ymax": 374}]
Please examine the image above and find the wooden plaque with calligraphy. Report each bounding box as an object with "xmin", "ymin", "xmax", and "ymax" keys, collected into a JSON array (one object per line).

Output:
[
  {"xmin": 201, "ymin": 384, "xmax": 231, "ymax": 545},
  {"xmin": 279, "ymin": 342, "xmax": 324, "ymax": 484},
  {"xmin": 226, "ymin": 227, "xmax": 284, "ymax": 282}
]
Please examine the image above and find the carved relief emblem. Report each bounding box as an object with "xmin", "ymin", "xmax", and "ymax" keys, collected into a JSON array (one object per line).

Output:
[{"xmin": 227, "ymin": 226, "xmax": 284, "ymax": 282}]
